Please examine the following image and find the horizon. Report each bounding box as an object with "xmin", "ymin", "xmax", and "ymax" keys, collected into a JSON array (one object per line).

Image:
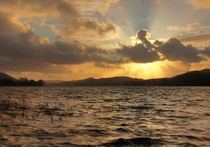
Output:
[
  {"xmin": 2, "ymin": 68, "xmax": 210, "ymax": 82},
  {"xmin": 0, "ymin": 0, "xmax": 210, "ymax": 81},
  {"xmin": 47, "ymin": 68, "xmax": 210, "ymax": 82}
]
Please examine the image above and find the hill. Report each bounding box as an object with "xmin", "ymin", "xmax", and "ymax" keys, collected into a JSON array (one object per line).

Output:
[
  {"xmin": 59, "ymin": 77, "xmax": 143, "ymax": 86},
  {"xmin": 0, "ymin": 72, "xmax": 45, "ymax": 86},
  {"xmin": 0, "ymin": 72, "xmax": 16, "ymax": 81},
  {"xmin": 50, "ymin": 69, "xmax": 210, "ymax": 86}
]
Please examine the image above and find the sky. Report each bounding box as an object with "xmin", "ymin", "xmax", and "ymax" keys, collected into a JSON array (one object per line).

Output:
[{"xmin": 0, "ymin": 0, "xmax": 210, "ymax": 81}]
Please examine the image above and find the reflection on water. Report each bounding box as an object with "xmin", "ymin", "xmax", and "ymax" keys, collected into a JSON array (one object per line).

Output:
[{"xmin": 0, "ymin": 86, "xmax": 210, "ymax": 146}]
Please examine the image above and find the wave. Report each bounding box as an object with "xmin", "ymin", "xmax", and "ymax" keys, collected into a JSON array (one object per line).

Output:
[
  {"xmin": 101, "ymin": 137, "xmax": 164, "ymax": 146},
  {"xmin": 115, "ymin": 128, "xmax": 130, "ymax": 133}
]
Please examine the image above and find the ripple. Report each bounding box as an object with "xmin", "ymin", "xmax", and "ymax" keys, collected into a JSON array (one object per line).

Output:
[
  {"xmin": 0, "ymin": 138, "xmax": 8, "ymax": 142},
  {"xmin": 130, "ymin": 105, "xmax": 153, "ymax": 110},
  {"xmin": 101, "ymin": 137, "xmax": 164, "ymax": 146},
  {"xmin": 178, "ymin": 142, "xmax": 197, "ymax": 147},
  {"xmin": 115, "ymin": 128, "xmax": 130, "ymax": 133},
  {"xmin": 86, "ymin": 129, "xmax": 108, "ymax": 137},
  {"xmin": 0, "ymin": 86, "xmax": 210, "ymax": 146}
]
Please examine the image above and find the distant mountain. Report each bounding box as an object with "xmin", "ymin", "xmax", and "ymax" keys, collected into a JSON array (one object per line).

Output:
[
  {"xmin": 50, "ymin": 69, "xmax": 210, "ymax": 86},
  {"xmin": 59, "ymin": 76, "xmax": 143, "ymax": 86}
]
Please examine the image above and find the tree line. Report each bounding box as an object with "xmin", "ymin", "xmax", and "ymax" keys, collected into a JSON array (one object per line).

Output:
[{"xmin": 0, "ymin": 78, "xmax": 45, "ymax": 86}]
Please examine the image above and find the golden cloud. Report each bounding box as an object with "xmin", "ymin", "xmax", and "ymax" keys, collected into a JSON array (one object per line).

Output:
[
  {"xmin": 189, "ymin": 0, "xmax": 210, "ymax": 9},
  {"xmin": 155, "ymin": 0, "xmax": 210, "ymax": 9},
  {"xmin": 180, "ymin": 34, "xmax": 210, "ymax": 43},
  {"xmin": 0, "ymin": 0, "xmax": 120, "ymax": 40}
]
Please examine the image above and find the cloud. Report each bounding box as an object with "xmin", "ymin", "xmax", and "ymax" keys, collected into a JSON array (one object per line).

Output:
[
  {"xmin": 201, "ymin": 46, "xmax": 210, "ymax": 57},
  {"xmin": 0, "ymin": 12, "xmax": 208, "ymax": 74},
  {"xmin": 156, "ymin": 38, "xmax": 203, "ymax": 63},
  {"xmin": 166, "ymin": 23, "xmax": 210, "ymax": 47},
  {"xmin": 155, "ymin": 0, "xmax": 210, "ymax": 9},
  {"xmin": 0, "ymin": 11, "xmax": 120, "ymax": 72},
  {"xmin": 155, "ymin": 0, "xmax": 162, "ymax": 3},
  {"xmin": 59, "ymin": 18, "xmax": 119, "ymax": 40},
  {"xmin": 106, "ymin": 0, "xmax": 119, "ymax": 3},
  {"xmin": 96, "ymin": 0, "xmax": 119, "ymax": 15},
  {"xmin": 117, "ymin": 29, "xmax": 205, "ymax": 64},
  {"xmin": 188, "ymin": 0, "xmax": 210, "ymax": 9},
  {"xmin": 0, "ymin": 57, "xmax": 68, "ymax": 73},
  {"xmin": 82, "ymin": 19, "xmax": 116, "ymax": 36},
  {"xmin": 0, "ymin": 0, "xmax": 209, "ymax": 80},
  {"xmin": 0, "ymin": 0, "xmax": 78, "ymax": 18},
  {"xmin": 117, "ymin": 44, "xmax": 161, "ymax": 63},
  {"xmin": 136, "ymin": 29, "xmax": 153, "ymax": 48},
  {"xmin": 0, "ymin": 0, "xmax": 119, "ymax": 40},
  {"xmin": 117, "ymin": 30, "xmax": 161, "ymax": 63},
  {"xmin": 180, "ymin": 34, "xmax": 210, "ymax": 43},
  {"xmin": 167, "ymin": 23, "xmax": 210, "ymax": 35}
]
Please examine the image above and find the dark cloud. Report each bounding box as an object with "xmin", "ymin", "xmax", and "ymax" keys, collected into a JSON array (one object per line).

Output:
[
  {"xmin": 0, "ymin": 12, "xmax": 208, "ymax": 73},
  {"xmin": 153, "ymin": 40, "xmax": 163, "ymax": 46},
  {"xmin": 0, "ymin": 57, "xmax": 68, "ymax": 73},
  {"xmin": 117, "ymin": 44, "xmax": 161, "ymax": 63},
  {"xmin": 43, "ymin": 41, "xmax": 120, "ymax": 65},
  {"xmin": 118, "ymin": 30, "xmax": 206, "ymax": 64},
  {"xmin": 137, "ymin": 29, "xmax": 148, "ymax": 41},
  {"xmin": 82, "ymin": 19, "xmax": 116, "ymax": 36},
  {"xmin": 156, "ymin": 38, "xmax": 203, "ymax": 63},
  {"xmin": 117, "ymin": 29, "xmax": 161, "ymax": 63},
  {"xmin": 0, "ymin": 12, "xmax": 119, "ymax": 72},
  {"xmin": 137, "ymin": 29, "xmax": 153, "ymax": 48},
  {"xmin": 201, "ymin": 46, "xmax": 210, "ymax": 57}
]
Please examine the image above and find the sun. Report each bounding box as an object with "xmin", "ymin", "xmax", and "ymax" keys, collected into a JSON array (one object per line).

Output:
[
  {"xmin": 136, "ymin": 39, "xmax": 142, "ymax": 44},
  {"xmin": 124, "ymin": 62, "xmax": 163, "ymax": 79}
]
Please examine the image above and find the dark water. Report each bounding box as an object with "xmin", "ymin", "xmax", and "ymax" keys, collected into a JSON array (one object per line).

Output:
[{"xmin": 0, "ymin": 86, "xmax": 210, "ymax": 146}]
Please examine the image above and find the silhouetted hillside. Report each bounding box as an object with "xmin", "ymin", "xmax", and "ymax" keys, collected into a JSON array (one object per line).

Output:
[
  {"xmin": 51, "ymin": 69, "xmax": 210, "ymax": 86},
  {"xmin": 0, "ymin": 72, "xmax": 16, "ymax": 81},
  {"xmin": 60, "ymin": 77, "xmax": 143, "ymax": 86},
  {"xmin": 170, "ymin": 69, "xmax": 210, "ymax": 86},
  {"xmin": 0, "ymin": 73, "xmax": 45, "ymax": 86}
]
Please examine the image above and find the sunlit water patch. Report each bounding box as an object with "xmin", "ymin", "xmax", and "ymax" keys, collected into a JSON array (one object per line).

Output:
[{"xmin": 0, "ymin": 86, "xmax": 210, "ymax": 146}]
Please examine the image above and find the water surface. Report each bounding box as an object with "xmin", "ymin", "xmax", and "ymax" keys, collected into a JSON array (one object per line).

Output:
[{"xmin": 0, "ymin": 86, "xmax": 210, "ymax": 146}]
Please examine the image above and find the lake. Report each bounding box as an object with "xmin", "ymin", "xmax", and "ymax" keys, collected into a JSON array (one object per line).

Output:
[{"xmin": 0, "ymin": 86, "xmax": 210, "ymax": 146}]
